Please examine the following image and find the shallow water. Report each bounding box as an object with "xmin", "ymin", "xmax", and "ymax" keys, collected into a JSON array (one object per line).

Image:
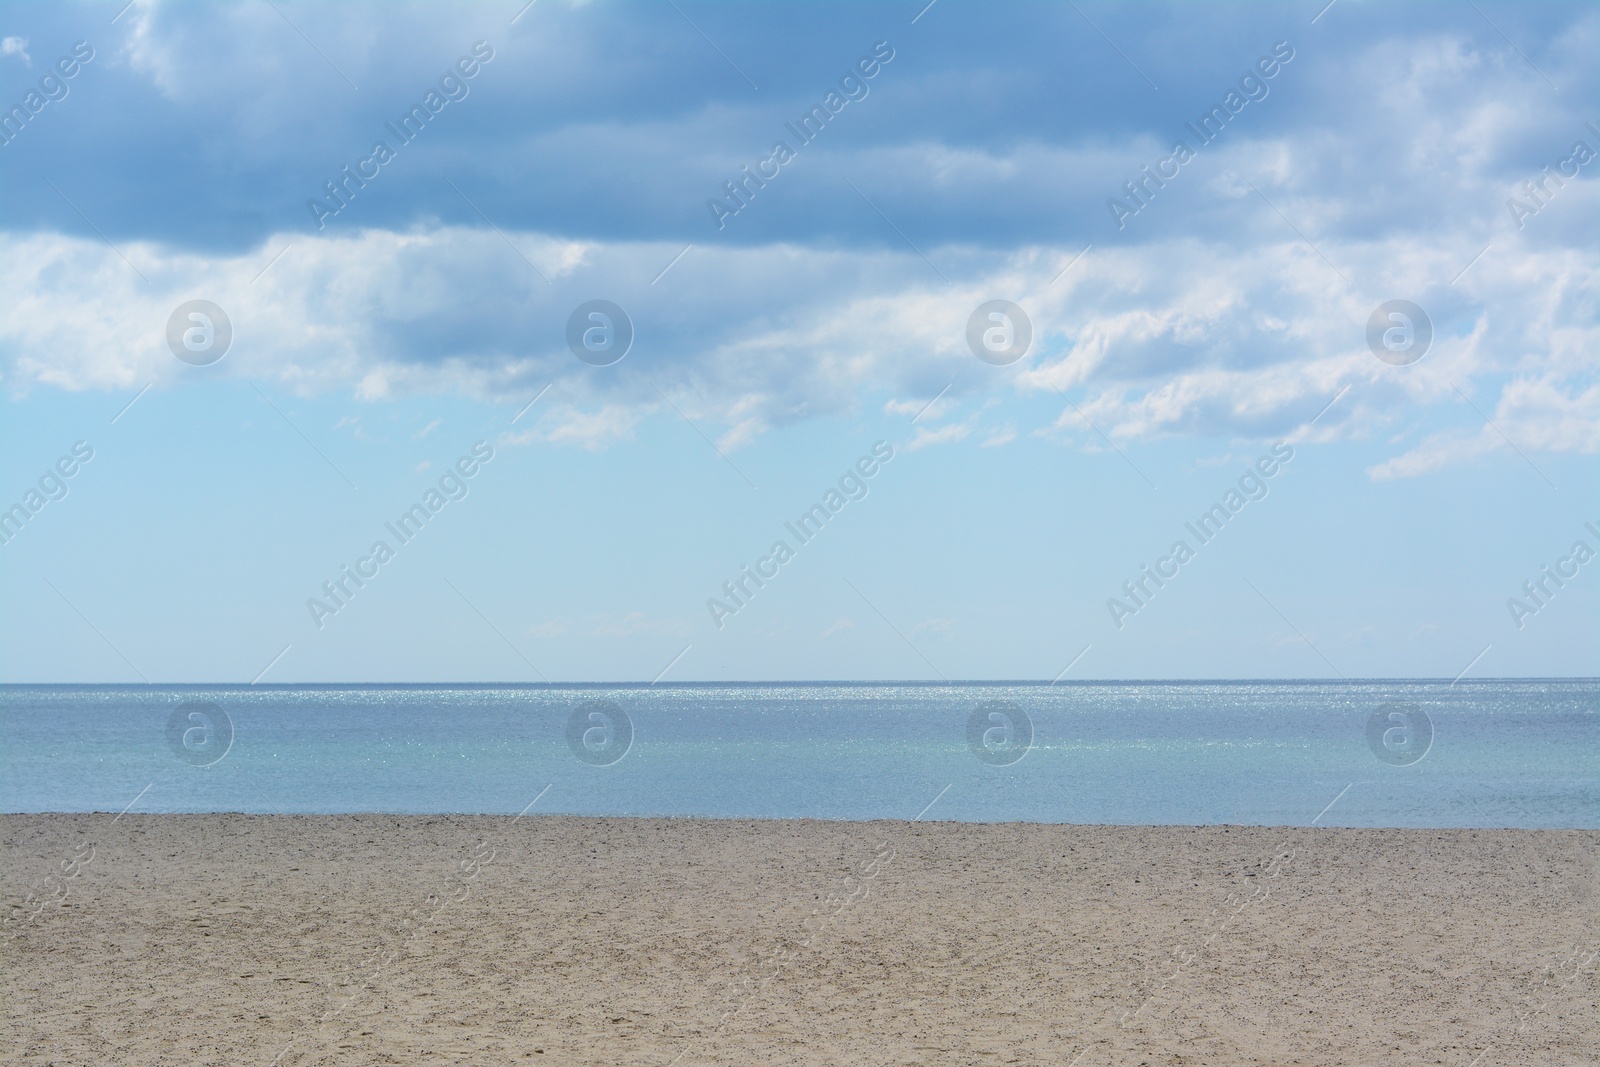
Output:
[{"xmin": 2, "ymin": 681, "xmax": 1594, "ymax": 827}]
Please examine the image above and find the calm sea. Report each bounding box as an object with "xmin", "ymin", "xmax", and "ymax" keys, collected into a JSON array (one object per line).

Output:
[{"xmin": 1, "ymin": 681, "xmax": 1594, "ymax": 828}]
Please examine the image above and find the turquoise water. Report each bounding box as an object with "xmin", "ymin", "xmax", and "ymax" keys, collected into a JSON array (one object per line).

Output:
[{"xmin": 1, "ymin": 681, "xmax": 1594, "ymax": 827}]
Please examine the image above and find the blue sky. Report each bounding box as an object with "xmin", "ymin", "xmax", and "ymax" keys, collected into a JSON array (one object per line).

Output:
[{"xmin": 1, "ymin": 0, "xmax": 1595, "ymax": 682}]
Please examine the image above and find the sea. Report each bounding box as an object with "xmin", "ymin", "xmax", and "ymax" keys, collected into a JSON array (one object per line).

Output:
[{"xmin": 1, "ymin": 681, "xmax": 1594, "ymax": 828}]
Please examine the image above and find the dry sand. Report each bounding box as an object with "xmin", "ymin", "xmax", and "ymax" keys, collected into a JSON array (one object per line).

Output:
[{"xmin": 3, "ymin": 814, "xmax": 1596, "ymax": 1066}]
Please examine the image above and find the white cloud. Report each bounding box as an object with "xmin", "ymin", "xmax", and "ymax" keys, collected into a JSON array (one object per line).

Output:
[
  {"xmin": 1, "ymin": 216, "xmax": 1593, "ymax": 475},
  {"xmin": 1491, "ymin": 376, "xmax": 1600, "ymax": 453},
  {"xmin": 907, "ymin": 423, "xmax": 971, "ymax": 452},
  {"xmin": 980, "ymin": 426, "xmax": 1016, "ymax": 448},
  {"xmin": 1366, "ymin": 429, "xmax": 1500, "ymax": 481},
  {"xmin": 885, "ymin": 395, "xmax": 952, "ymax": 421},
  {"xmin": 1369, "ymin": 376, "xmax": 1599, "ymax": 481}
]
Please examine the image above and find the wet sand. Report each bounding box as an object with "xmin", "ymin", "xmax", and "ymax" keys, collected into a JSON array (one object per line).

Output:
[{"xmin": 3, "ymin": 814, "xmax": 1596, "ymax": 1066}]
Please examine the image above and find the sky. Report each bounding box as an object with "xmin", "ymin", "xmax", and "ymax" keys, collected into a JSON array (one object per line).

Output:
[{"xmin": 0, "ymin": 0, "xmax": 1595, "ymax": 683}]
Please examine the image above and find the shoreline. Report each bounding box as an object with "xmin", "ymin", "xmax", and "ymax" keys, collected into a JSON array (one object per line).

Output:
[
  {"xmin": 5, "ymin": 814, "xmax": 1596, "ymax": 1065},
  {"xmin": 15, "ymin": 812, "xmax": 1600, "ymax": 838}
]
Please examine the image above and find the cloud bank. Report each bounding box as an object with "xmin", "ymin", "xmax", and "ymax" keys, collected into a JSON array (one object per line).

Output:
[{"xmin": 1, "ymin": 1, "xmax": 1594, "ymax": 476}]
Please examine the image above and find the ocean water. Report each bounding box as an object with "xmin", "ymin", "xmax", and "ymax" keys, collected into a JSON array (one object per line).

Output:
[{"xmin": 1, "ymin": 681, "xmax": 1594, "ymax": 828}]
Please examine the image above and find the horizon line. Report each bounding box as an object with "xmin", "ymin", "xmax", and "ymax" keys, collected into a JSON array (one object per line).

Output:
[{"xmin": 2, "ymin": 676, "xmax": 1596, "ymax": 688}]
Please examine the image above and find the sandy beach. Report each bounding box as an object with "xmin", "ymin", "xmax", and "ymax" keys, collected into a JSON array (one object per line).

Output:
[{"xmin": 3, "ymin": 814, "xmax": 1595, "ymax": 1066}]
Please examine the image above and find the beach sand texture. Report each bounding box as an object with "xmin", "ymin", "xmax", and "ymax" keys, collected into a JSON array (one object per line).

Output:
[{"xmin": 3, "ymin": 814, "xmax": 1596, "ymax": 1066}]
